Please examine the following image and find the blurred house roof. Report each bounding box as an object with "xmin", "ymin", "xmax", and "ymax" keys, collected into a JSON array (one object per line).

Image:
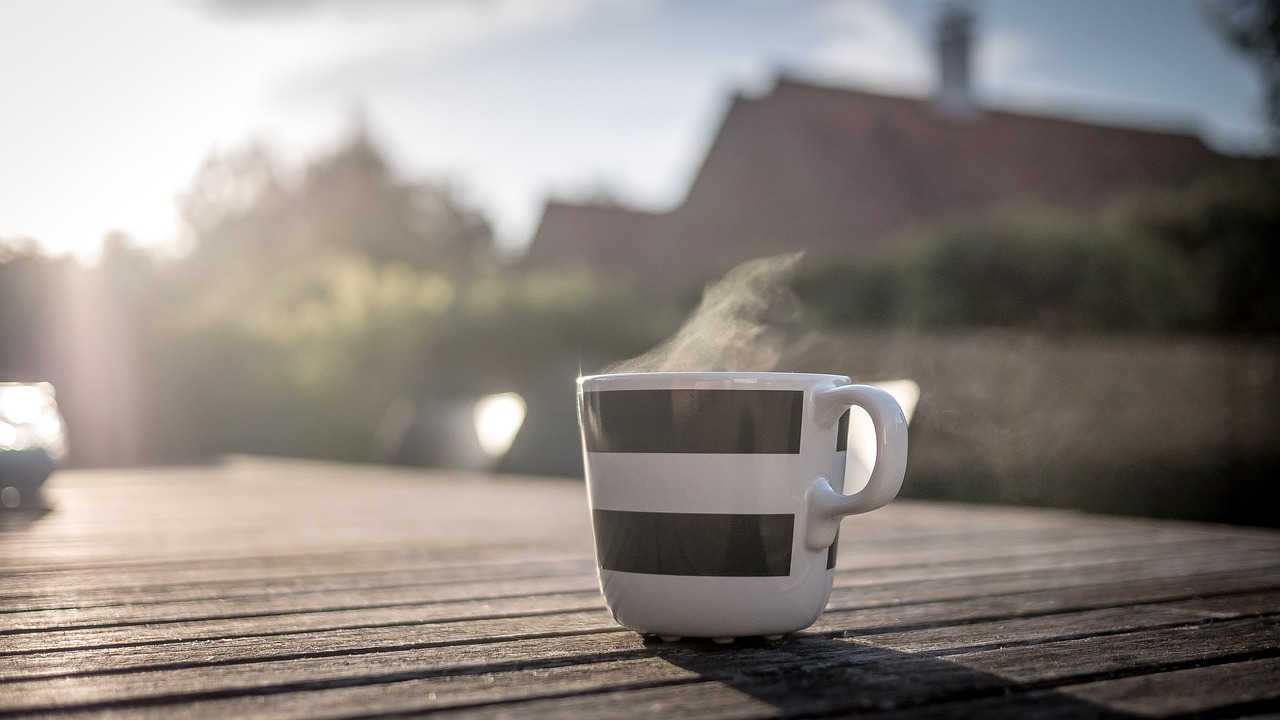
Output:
[
  {"xmin": 526, "ymin": 76, "xmax": 1237, "ymax": 282},
  {"xmin": 524, "ymin": 200, "xmax": 660, "ymax": 274}
]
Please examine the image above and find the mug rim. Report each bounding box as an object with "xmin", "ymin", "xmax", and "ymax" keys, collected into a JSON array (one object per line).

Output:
[{"xmin": 578, "ymin": 371, "xmax": 850, "ymax": 388}]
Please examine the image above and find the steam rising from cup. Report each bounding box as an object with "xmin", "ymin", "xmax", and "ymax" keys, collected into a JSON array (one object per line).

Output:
[
  {"xmin": 607, "ymin": 252, "xmax": 811, "ymax": 373},
  {"xmin": 602, "ymin": 251, "xmax": 919, "ymax": 491}
]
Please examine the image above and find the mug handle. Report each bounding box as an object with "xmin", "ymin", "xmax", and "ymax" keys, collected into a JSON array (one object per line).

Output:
[{"xmin": 805, "ymin": 384, "xmax": 909, "ymax": 550}]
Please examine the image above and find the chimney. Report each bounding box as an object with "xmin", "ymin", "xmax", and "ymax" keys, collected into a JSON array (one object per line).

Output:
[{"xmin": 934, "ymin": 3, "xmax": 979, "ymax": 118}]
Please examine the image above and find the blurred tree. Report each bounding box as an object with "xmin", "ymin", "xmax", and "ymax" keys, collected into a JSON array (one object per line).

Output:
[
  {"xmin": 0, "ymin": 239, "xmax": 73, "ymax": 381},
  {"xmin": 1209, "ymin": 0, "xmax": 1280, "ymax": 146},
  {"xmin": 179, "ymin": 143, "xmax": 282, "ymax": 241},
  {"xmin": 297, "ymin": 130, "xmax": 494, "ymax": 275},
  {"xmin": 177, "ymin": 129, "xmax": 494, "ymax": 285},
  {"xmin": 176, "ymin": 143, "xmax": 291, "ymax": 287}
]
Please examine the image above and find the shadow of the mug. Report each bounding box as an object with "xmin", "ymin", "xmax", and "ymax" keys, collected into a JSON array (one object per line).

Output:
[{"xmin": 639, "ymin": 633, "xmax": 1139, "ymax": 717}]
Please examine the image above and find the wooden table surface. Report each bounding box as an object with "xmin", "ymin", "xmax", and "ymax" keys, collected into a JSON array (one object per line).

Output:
[{"xmin": 1, "ymin": 457, "xmax": 1277, "ymax": 718}]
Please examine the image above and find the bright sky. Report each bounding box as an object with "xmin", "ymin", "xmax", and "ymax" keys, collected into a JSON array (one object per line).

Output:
[{"xmin": 0, "ymin": 0, "xmax": 1268, "ymax": 261}]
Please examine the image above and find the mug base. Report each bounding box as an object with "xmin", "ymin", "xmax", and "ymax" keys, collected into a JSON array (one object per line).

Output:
[
  {"xmin": 646, "ymin": 631, "xmax": 791, "ymax": 644},
  {"xmin": 602, "ymin": 568, "xmax": 831, "ymax": 641}
]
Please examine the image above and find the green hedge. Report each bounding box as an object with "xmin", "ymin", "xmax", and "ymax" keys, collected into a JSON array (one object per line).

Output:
[{"xmin": 795, "ymin": 163, "xmax": 1278, "ymax": 335}]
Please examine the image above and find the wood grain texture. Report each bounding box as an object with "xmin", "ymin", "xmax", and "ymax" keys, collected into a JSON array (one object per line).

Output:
[{"xmin": 1, "ymin": 457, "xmax": 1277, "ymax": 718}]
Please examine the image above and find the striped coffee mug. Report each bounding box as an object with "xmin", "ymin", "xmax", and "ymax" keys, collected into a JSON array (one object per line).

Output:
[{"xmin": 577, "ymin": 371, "xmax": 908, "ymax": 642}]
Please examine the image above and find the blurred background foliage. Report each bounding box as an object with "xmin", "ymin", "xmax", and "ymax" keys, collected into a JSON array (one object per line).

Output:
[
  {"xmin": 0, "ymin": 134, "xmax": 681, "ymax": 467},
  {"xmin": 794, "ymin": 160, "xmax": 1279, "ymax": 335},
  {"xmin": 0, "ymin": 136, "xmax": 1276, "ymax": 473}
]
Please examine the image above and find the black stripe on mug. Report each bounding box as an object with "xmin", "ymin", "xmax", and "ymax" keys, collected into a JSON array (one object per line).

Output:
[
  {"xmin": 592, "ymin": 509, "xmax": 794, "ymax": 577},
  {"xmin": 580, "ymin": 389, "xmax": 804, "ymax": 454}
]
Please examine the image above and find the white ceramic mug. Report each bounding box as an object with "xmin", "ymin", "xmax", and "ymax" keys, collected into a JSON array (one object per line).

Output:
[{"xmin": 577, "ymin": 371, "xmax": 908, "ymax": 642}]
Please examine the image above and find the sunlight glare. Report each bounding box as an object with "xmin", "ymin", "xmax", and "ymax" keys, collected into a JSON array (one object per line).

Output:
[
  {"xmin": 0, "ymin": 385, "xmax": 45, "ymax": 426},
  {"xmin": 473, "ymin": 392, "xmax": 527, "ymax": 458}
]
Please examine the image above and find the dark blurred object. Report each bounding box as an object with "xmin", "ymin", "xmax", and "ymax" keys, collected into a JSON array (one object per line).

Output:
[
  {"xmin": 376, "ymin": 392, "xmax": 527, "ymax": 473},
  {"xmin": 0, "ymin": 382, "xmax": 67, "ymax": 509}
]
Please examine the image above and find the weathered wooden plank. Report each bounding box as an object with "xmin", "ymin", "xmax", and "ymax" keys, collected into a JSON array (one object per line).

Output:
[
  {"xmin": 831, "ymin": 524, "xmax": 1275, "ymax": 574},
  {"xmin": 820, "ymin": 574, "xmax": 1280, "ymax": 639},
  {"xmin": 0, "ymin": 641, "xmax": 1024, "ymax": 718},
  {"xmin": 29, "ymin": 675, "xmax": 761, "ymax": 720},
  {"xmin": 1059, "ymin": 656, "xmax": 1280, "ymax": 717},
  {"xmin": 52, "ymin": 621, "xmax": 1269, "ymax": 720},
  {"xmin": 0, "ymin": 462, "xmax": 595, "ymax": 568},
  {"xmin": 0, "ymin": 578, "xmax": 606, "ymax": 657},
  {"xmin": 2, "ymin": 527, "xmax": 1269, "ymax": 650},
  {"xmin": 0, "ymin": 551, "xmax": 595, "ymax": 610},
  {"xmin": 0, "ymin": 525, "xmax": 1098, "ymax": 606},
  {"xmin": 867, "ymin": 689, "xmax": 1159, "ymax": 719},
  {"xmin": 827, "ymin": 561, "xmax": 1280, "ymax": 621},
  {"xmin": 0, "ymin": 626, "xmax": 644, "ymax": 714},
  {"xmin": 395, "ymin": 619, "xmax": 1280, "ymax": 720},
  {"xmin": 5, "ymin": 530, "xmax": 1272, "ymax": 635},
  {"xmin": 8, "ymin": 459, "xmax": 1261, "ymax": 571},
  {"xmin": 830, "ymin": 540, "xmax": 1280, "ymax": 596},
  {"xmin": 3, "ymin": 582, "xmax": 1275, "ymax": 714},
  {"xmin": 2, "ymin": 459, "xmax": 1276, "ymax": 719},
  {"xmin": 0, "ymin": 592, "xmax": 612, "ymax": 679},
  {"xmin": 0, "ymin": 563, "xmax": 600, "ymax": 631},
  {"xmin": 944, "ymin": 615, "xmax": 1280, "ymax": 683},
  {"xmin": 847, "ymin": 589, "xmax": 1280, "ymax": 655},
  {"xmin": 5, "ymin": 505, "xmax": 1224, "ymax": 590},
  {"xmin": 7, "ymin": 526, "xmax": 1259, "ymax": 620},
  {"xmin": 5, "ymin": 541, "xmax": 1274, "ymax": 667},
  {"xmin": 3, "ymin": 614, "xmax": 1275, "ymax": 719},
  {"xmin": 4, "ymin": 573, "xmax": 1274, "ymax": 692}
]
